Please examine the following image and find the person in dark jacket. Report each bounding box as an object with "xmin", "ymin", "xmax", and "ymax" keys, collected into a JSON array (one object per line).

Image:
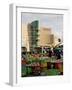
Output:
[{"xmin": 48, "ymin": 49, "xmax": 52, "ymax": 57}]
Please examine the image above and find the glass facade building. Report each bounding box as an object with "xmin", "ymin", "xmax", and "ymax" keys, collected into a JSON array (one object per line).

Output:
[{"xmin": 28, "ymin": 20, "xmax": 39, "ymax": 52}]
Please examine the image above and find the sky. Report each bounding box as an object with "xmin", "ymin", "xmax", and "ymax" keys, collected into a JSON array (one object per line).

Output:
[{"xmin": 22, "ymin": 13, "xmax": 63, "ymax": 39}]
